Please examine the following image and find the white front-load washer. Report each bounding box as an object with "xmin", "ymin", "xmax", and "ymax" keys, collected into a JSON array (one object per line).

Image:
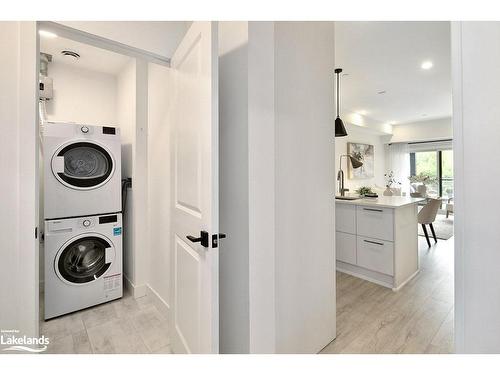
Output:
[
  {"xmin": 43, "ymin": 122, "xmax": 121, "ymax": 219},
  {"xmin": 44, "ymin": 213, "xmax": 123, "ymax": 320}
]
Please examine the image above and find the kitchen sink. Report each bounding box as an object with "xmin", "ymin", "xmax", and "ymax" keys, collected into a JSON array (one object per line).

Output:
[{"xmin": 335, "ymin": 196, "xmax": 361, "ymax": 201}]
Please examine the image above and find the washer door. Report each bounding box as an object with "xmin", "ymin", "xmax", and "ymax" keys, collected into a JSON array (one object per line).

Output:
[
  {"xmin": 56, "ymin": 235, "xmax": 115, "ymax": 284},
  {"xmin": 51, "ymin": 141, "xmax": 115, "ymax": 190}
]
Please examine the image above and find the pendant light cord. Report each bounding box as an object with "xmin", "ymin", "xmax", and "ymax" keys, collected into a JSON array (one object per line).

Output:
[
  {"xmin": 335, "ymin": 68, "xmax": 342, "ymax": 118},
  {"xmin": 336, "ymin": 72, "xmax": 340, "ymax": 118}
]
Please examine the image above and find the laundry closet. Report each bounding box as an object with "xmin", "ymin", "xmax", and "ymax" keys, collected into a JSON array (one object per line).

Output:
[{"xmin": 38, "ymin": 29, "xmax": 172, "ymax": 325}]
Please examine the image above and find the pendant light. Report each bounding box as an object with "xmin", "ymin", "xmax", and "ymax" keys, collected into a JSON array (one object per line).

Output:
[{"xmin": 334, "ymin": 68, "xmax": 348, "ymax": 137}]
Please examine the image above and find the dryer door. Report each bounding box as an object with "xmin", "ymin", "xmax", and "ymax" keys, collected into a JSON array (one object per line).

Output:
[
  {"xmin": 56, "ymin": 235, "xmax": 115, "ymax": 284},
  {"xmin": 52, "ymin": 141, "xmax": 115, "ymax": 190}
]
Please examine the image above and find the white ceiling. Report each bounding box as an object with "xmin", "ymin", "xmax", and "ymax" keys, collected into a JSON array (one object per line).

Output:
[
  {"xmin": 335, "ymin": 21, "xmax": 451, "ymax": 126},
  {"xmin": 40, "ymin": 36, "xmax": 132, "ymax": 75}
]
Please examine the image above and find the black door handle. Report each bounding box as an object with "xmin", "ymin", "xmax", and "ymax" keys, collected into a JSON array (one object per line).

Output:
[
  {"xmin": 187, "ymin": 230, "xmax": 210, "ymax": 248},
  {"xmin": 212, "ymin": 233, "xmax": 227, "ymax": 248}
]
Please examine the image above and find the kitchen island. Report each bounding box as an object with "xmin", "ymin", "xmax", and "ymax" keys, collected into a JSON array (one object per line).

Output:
[{"xmin": 335, "ymin": 196, "xmax": 425, "ymax": 290}]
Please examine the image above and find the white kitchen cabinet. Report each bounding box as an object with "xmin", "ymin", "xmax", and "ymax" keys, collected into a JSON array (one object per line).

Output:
[
  {"xmin": 336, "ymin": 202, "xmax": 356, "ymax": 234},
  {"xmin": 356, "ymin": 206, "xmax": 394, "ymax": 241},
  {"xmin": 336, "ymin": 232, "xmax": 357, "ymax": 265},
  {"xmin": 356, "ymin": 235, "xmax": 394, "ymax": 276},
  {"xmin": 335, "ymin": 196, "xmax": 424, "ymax": 290}
]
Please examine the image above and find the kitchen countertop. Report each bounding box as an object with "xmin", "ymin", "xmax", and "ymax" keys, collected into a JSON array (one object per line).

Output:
[{"xmin": 335, "ymin": 195, "xmax": 426, "ymax": 208}]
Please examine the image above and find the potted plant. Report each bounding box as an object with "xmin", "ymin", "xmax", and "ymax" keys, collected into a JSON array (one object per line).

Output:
[
  {"xmin": 355, "ymin": 186, "xmax": 374, "ymax": 197},
  {"xmin": 384, "ymin": 171, "xmax": 402, "ymax": 196}
]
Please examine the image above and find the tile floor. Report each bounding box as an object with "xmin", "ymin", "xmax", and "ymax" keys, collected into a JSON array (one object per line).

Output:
[
  {"xmin": 40, "ymin": 288, "xmax": 172, "ymax": 354},
  {"xmin": 320, "ymin": 236, "xmax": 454, "ymax": 354}
]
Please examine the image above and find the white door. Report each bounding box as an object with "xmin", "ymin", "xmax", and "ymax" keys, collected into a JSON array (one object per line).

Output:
[{"xmin": 170, "ymin": 21, "xmax": 219, "ymax": 354}]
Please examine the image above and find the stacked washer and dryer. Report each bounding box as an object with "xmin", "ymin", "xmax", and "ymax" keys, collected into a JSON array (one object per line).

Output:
[{"xmin": 43, "ymin": 122, "xmax": 123, "ymax": 320}]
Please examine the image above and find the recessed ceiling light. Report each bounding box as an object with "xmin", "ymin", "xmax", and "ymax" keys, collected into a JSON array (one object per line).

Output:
[
  {"xmin": 421, "ymin": 61, "xmax": 433, "ymax": 70},
  {"xmin": 39, "ymin": 30, "xmax": 57, "ymax": 39},
  {"xmin": 377, "ymin": 90, "xmax": 386, "ymax": 95}
]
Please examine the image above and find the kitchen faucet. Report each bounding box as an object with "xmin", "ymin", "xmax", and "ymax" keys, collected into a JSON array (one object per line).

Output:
[{"xmin": 337, "ymin": 154, "xmax": 363, "ymax": 196}]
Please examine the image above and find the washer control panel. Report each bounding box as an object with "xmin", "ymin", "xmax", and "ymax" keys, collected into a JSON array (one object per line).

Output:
[{"xmin": 78, "ymin": 217, "xmax": 95, "ymax": 229}]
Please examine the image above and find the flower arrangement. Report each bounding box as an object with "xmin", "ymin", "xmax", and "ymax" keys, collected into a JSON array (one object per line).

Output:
[
  {"xmin": 384, "ymin": 171, "xmax": 402, "ymax": 188},
  {"xmin": 408, "ymin": 172, "xmax": 437, "ymax": 185},
  {"xmin": 355, "ymin": 186, "xmax": 374, "ymax": 197}
]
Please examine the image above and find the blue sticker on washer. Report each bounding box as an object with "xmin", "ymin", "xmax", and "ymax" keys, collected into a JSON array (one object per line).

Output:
[{"xmin": 113, "ymin": 227, "xmax": 122, "ymax": 236}]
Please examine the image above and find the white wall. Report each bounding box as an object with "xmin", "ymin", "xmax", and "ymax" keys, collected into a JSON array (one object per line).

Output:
[
  {"xmin": 219, "ymin": 21, "xmax": 250, "ymax": 354},
  {"xmin": 57, "ymin": 22, "xmax": 189, "ymax": 59},
  {"xmin": 247, "ymin": 21, "xmax": 277, "ymax": 355},
  {"xmin": 117, "ymin": 60, "xmax": 136, "ymax": 179},
  {"xmin": 116, "ymin": 60, "xmax": 136, "ymax": 288},
  {"xmin": 116, "ymin": 59, "xmax": 149, "ymax": 297},
  {"xmin": 452, "ymin": 21, "xmax": 500, "ymax": 353},
  {"xmin": 0, "ymin": 21, "xmax": 39, "ymax": 343},
  {"xmin": 274, "ymin": 21, "xmax": 336, "ymax": 354},
  {"xmin": 390, "ymin": 117, "xmax": 452, "ymax": 143},
  {"xmin": 132, "ymin": 60, "xmax": 150, "ymax": 296},
  {"xmin": 147, "ymin": 62, "xmax": 172, "ymax": 307},
  {"xmin": 219, "ymin": 21, "xmax": 335, "ymax": 354},
  {"xmin": 219, "ymin": 21, "xmax": 276, "ymax": 354},
  {"xmin": 335, "ymin": 123, "xmax": 387, "ymax": 193},
  {"xmin": 45, "ymin": 62, "xmax": 117, "ymax": 125}
]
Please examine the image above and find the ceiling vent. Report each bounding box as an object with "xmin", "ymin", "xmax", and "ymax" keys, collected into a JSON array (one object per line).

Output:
[{"xmin": 60, "ymin": 50, "xmax": 80, "ymax": 60}]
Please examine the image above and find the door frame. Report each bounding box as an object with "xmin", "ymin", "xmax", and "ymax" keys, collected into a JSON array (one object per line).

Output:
[
  {"xmin": 37, "ymin": 21, "xmax": 170, "ymax": 67},
  {"xmin": 450, "ymin": 21, "xmax": 465, "ymax": 353},
  {"xmin": 19, "ymin": 21, "xmax": 40, "ymax": 343}
]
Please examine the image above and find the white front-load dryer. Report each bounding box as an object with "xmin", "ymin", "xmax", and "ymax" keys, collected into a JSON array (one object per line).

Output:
[
  {"xmin": 44, "ymin": 213, "xmax": 123, "ymax": 320},
  {"xmin": 43, "ymin": 122, "xmax": 121, "ymax": 219}
]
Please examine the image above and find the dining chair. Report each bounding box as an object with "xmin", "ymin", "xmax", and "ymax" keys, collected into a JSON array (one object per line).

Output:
[{"xmin": 418, "ymin": 198, "xmax": 441, "ymax": 247}]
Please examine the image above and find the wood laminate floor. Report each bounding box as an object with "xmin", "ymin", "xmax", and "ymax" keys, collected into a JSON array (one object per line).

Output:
[{"xmin": 321, "ymin": 236, "xmax": 454, "ymax": 354}]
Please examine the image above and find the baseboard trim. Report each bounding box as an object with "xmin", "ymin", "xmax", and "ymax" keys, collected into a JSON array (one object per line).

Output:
[
  {"xmin": 146, "ymin": 284, "xmax": 171, "ymax": 320},
  {"xmin": 393, "ymin": 270, "xmax": 420, "ymax": 292},
  {"xmin": 123, "ymin": 274, "xmax": 148, "ymax": 298},
  {"xmin": 337, "ymin": 265, "xmax": 394, "ymax": 289}
]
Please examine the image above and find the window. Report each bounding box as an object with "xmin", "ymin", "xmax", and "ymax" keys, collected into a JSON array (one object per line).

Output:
[
  {"xmin": 410, "ymin": 149, "xmax": 453, "ymax": 199},
  {"xmin": 441, "ymin": 150, "xmax": 454, "ymax": 199}
]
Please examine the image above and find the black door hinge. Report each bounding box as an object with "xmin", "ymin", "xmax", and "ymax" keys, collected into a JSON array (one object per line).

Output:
[{"xmin": 35, "ymin": 227, "xmax": 38, "ymax": 239}]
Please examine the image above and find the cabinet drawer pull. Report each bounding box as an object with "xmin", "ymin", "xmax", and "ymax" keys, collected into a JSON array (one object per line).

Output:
[
  {"xmin": 363, "ymin": 208, "xmax": 383, "ymax": 212},
  {"xmin": 364, "ymin": 239, "xmax": 384, "ymax": 246}
]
